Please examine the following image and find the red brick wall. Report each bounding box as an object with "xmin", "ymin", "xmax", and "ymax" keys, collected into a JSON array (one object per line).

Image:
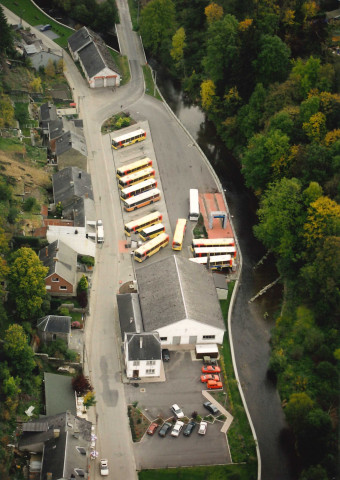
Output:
[{"xmin": 45, "ymin": 273, "xmax": 73, "ymax": 295}]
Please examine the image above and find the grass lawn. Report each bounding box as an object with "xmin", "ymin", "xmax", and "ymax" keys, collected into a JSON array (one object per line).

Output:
[
  {"xmin": 127, "ymin": 0, "xmax": 140, "ymax": 31},
  {"xmin": 142, "ymin": 65, "xmax": 162, "ymax": 101},
  {"xmin": 139, "ymin": 464, "xmax": 256, "ymax": 480},
  {"xmin": 109, "ymin": 49, "xmax": 130, "ymax": 86}
]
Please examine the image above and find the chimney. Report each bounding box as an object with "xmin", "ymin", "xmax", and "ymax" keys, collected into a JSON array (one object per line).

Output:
[
  {"xmin": 78, "ymin": 172, "xmax": 81, "ymax": 179},
  {"xmin": 45, "ymin": 247, "xmax": 48, "ymax": 257},
  {"xmin": 140, "ymin": 337, "xmax": 143, "ymax": 349},
  {"xmin": 53, "ymin": 257, "xmax": 58, "ymax": 262},
  {"xmin": 53, "ymin": 429, "xmax": 60, "ymax": 438}
]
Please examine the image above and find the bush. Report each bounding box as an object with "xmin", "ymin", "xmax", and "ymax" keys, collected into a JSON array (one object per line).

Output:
[
  {"xmin": 59, "ymin": 307, "xmax": 70, "ymax": 316},
  {"xmin": 22, "ymin": 197, "xmax": 38, "ymax": 212},
  {"xmin": 80, "ymin": 256, "xmax": 95, "ymax": 266}
]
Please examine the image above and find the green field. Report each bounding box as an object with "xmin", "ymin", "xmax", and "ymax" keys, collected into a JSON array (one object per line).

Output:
[{"xmin": 139, "ymin": 463, "xmax": 256, "ymax": 480}]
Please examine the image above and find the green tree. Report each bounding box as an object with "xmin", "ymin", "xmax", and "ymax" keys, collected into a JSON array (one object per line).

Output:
[
  {"xmin": 45, "ymin": 59, "xmax": 56, "ymax": 78},
  {"xmin": 0, "ymin": 5, "xmax": 13, "ymax": 54},
  {"xmin": 0, "ymin": 94, "xmax": 15, "ymax": 128},
  {"xmin": 140, "ymin": 0, "xmax": 176, "ymax": 57},
  {"xmin": 170, "ymin": 27, "xmax": 186, "ymax": 72},
  {"xmin": 303, "ymin": 196, "xmax": 340, "ymax": 249},
  {"xmin": 253, "ymin": 35, "xmax": 291, "ymax": 86},
  {"xmin": 284, "ymin": 392, "xmax": 314, "ymax": 433},
  {"xmin": 290, "ymin": 57, "xmax": 334, "ymax": 98},
  {"xmin": 77, "ymin": 274, "xmax": 88, "ymax": 292},
  {"xmin": 4, "ymin": 324, "xmax": 28, "ymax": 356},
  {"xmin": 299, "ymin": 465, "xmax": 328, "ymax": 480},
  {"xmin": 9, "ymin": 247, "xmax": 48, "ymax": 320},
  {"xmin": 200, "ymin": 79, "xmax": 216, "ymax": 111},
  {"xmin": 83, "ymin": 390, "xmax": 96, "ymax": 406}
]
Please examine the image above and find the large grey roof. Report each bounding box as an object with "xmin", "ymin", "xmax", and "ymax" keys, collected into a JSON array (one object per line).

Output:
[
  {"xmin": 68, "ymin": 26, "xmax": 93, "ymax": 53},
  {"xmin": 136, "ymin": 256, "xmax": 225, "ymax": 331},
  {"xmin": 39, "ymin": 239, "xmax": 77, "ymax": 285},
  {"xmin": 52, "ymin": 166, "xmax": 93, "ymax": 205},
  {"xmin": 55, "ymin": 130, "xmax": 88, "ymax": 157},
  {"xmin": 78, "ymin": 41, "xmax": 106, "ymax": 78},
  {"xmin": 117, "ymin": 293, "xmax": 143, "ymax": 339},
  {"xmin": 44, "ymin": 372, "xmax": 76, "ymax": 416},
  {"xmin": 48, "ymin": 118, "xmax": 63, "ymax": 140},
  {"xmin": 37, "ymin": 315, "xmax": 71, "ymax": 334},
  {"xmin": 40, "ymin": 102, "xmax": 58, "ymax": 128},
  {"xmin": 126, "ymin": 332, "xmax": 161, "ymax": 361}
]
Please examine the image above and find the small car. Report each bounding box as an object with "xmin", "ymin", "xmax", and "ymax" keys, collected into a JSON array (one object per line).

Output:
[
  {"xmin": 207, "ymin": 380, "xmax": 223, "ymax": 390},
  {"xmin": 200, "ymin": 374, "xmax": 220, "ymax": 383},
  {"xmin": 40, "ymin": 24, "xmax": 52, "ymax": 32},
  {"xmin": 202, "ymin": 365, "xmax": 221, "ymax": 374},
  {"xmin": 198, "ymin": 421, "xmax": 208, "ymax": 435},
  {"xmin": 183, "ymin": 421, "xmax": 196, "ymax": 437},
  {"xmin": 171, "ymin": 403, "xmax": 184, "ymax": 418},
  {"xmin": 158, "ymin": 421, "xmax": 172, "ymax": 437},
  {"xmin": 203, "ymin": 401, "xmax": 219, "ymax": 415},
  {"xmin": 147, "ymin": 422, "xmax": 158, "ymax": 435},
  {"xmin": 100, "ymin": 459, "xmax": 109, "ymax": 476},
  {"xmin": 162, "ymin": 348, "xmax": 170, "ymax": 361},
  {"xmin": 171, "ymin": 420, "xmax": 184, "ymax": 437}
]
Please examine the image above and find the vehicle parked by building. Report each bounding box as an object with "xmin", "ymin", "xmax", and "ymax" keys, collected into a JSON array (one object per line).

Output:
[
  {"xmin": 202, "ymin": 365, "xmax": 221, "ymax": 374},
  {"xmin": 162, "ymin": 348, "xmax": 170, "ymax": 362}
]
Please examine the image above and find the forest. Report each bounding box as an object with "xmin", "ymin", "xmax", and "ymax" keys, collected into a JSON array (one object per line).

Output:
[{"xmin": 138, "ymin": 1, "xmax": 340, "ymax": 479}]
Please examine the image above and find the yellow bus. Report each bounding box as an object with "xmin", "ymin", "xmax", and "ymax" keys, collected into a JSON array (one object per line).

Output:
[
  {"xmin": 122, "ymin": 188, "xmax": 160, "ymax": 212},
  {"xmin": 191, "ymin": 237, "xmax": 234, "ymax": 251},
  {"xmin": 189, "ymin": 254, "xmax": 233, "ymax": 270},
  {"xmin": 172, "ymin": 218, "xmax": 187, "ymax": 251},
  {"xmin": 116, "ymin": 158, "xmax": 153, "ymax": 178},
  {"xmin": 120, "ymin": 178, "xmax": 157, "ymax": 200},
  {"xmin": 193, "ymin": 246, "xmax": 237, "ymax": 258},
  {"xmin": 118, "ymin": 167, "xmax": 155, "ymax": 189},
  {"xmin": 134, "ymin": 233, "xmax": 169, "ymax": 262},
  {"xmin": 124, "ymin": 211, "xmax": 163, "ymax": 236},
  {"xmin": 111, "ymin": 128, "xmax": 146, "ymax": 149},
  {"xmin": 139, "ymin": 223, "xmax": 165, "ymax": 241}
]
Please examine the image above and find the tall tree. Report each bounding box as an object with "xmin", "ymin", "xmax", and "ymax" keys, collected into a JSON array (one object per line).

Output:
[
  {"xmin": 0, "ymin": 5, "xmax": 13, "ymax": 55},
  {"xmin": 140, "ymin": 0, "xmax": 176, "ymax": 57},
  {"xmin": 170, "ymin": 27, "xmax": 186, "ymax": 73},
  {"xmin": 253, "ymin": 34, "xmax": 291, "ymax": 86}
]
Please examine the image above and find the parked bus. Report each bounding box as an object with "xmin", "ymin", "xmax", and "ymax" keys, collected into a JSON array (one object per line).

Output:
[
  {"xmin": 139, "ymin": 223, "xmax": 165, "ymax": 241},
  {"xmin": 189, "ymin": 254, "xmax": 233, "ymax": 270},
  {"xmin": 134, "ymin": 233, "xmax": 169, "ymax": 262},
  {"xmin": 124, "ymin": 211, "xmax": 163, "ymax": 236},
  {"xmin": 191, "ymin": 238, "xmax": 234, "ymax": 251},
  {"xmin": 111, "ymin": 128, "xmax": 146, "ymax": 149},
  {"xmin": 120, "ymin": 178, "xmax": 157, "ymax": 200},
  {"xmin": 116, "ymin": 157, "xmax": 153, "ymax": 178},
  {"xmin": 172, "ymin": 218, "xmax": 187, "ymax": 251},
  {"xmin": 122, "ymin": 188, "xmax": 160, "ymax": 212},
  {"xmin": 193, "ymin": 246, "xmax": 236, "ymax": 258},
  {"xmin": 118, "ymin": 167, "xmax": 155, "ymax": 189},
  {"xmin": 189, "ymin": 188, "xmax": 199, "ymax": 221}
]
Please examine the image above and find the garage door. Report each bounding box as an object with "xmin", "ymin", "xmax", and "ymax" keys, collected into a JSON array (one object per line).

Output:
[
  {"xmin": 189, "ymin": 336, "xmax": 197, "ymax": 344},
  {"xmin": 172, "ymin": 336, "xmax": 181, "ymax": 345},
  {"xmin": 106, "ymin": 76, "xmax": 116, "ymax": 87},
  {"xmin": 94, "ymin": 77, "xmax": 104, "ymax": 88}
]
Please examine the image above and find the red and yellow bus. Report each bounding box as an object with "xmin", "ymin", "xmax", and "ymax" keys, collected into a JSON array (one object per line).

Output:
[
  {"xmin": 134, "ymin": 232, "xmax": 169, "ymax": 262},
  {"xmin": 111, "ymin": 128, "xmax": 146, "ymax": 149},
  {"xmin": 120, "ymin": 178, "xmax": 157, "ymax": 200},
  {"xmin": 193, "ymin": 246, "xmax": 237, "ymax": 258},
  {"xmin": 191, "ymin": 238, "xmax": 234, "ymax": 251},
  {"xmin": 118, "ymin": 167, "xmax": 155, "ymax": 189},
  {"xmin": 139, "ymin": 223, "xmax": 165, "ymax": 241},
  {"xmin": 116, "ymin": 158, "xmax": 153, "ymax": 178},
  {"xmin": 124, "ymin": 211, "xmax": 162, "ymax": 236},
  {"xmin": 189, "ymin": 254, "xmax": 233, "ymax": 270},
  {"xmin": 172, "ymin": 218, "xmax": 187, "ymax": 251},
  {"xmin": 122, "ymin": 188, "xmax": 160, "ymax": 212}
]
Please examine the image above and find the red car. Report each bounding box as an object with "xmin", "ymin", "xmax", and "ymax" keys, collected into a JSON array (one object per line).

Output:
[
  {"xmin": 147, "ymin": 422, "xmax": 158, "ymax": 435},
  {"xmin": 201, "ymin": 365, "xmax": 221, "ymax": 374},
  {"xmin": 207, "ymin": 380, "xmax": 223, "ymax": 390},
  {"xmin": 200, "ymin": 374, "xmax": 220, "ymax": 383}
]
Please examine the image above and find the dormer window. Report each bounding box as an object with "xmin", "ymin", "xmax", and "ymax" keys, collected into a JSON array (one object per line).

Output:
[
  {"xmin": 76, "ymin": 446, "xmax": 86, "ymax": 455},
  {"xmin": 74, "ymin": 468, "xmax": 85, "ymax": 477}
]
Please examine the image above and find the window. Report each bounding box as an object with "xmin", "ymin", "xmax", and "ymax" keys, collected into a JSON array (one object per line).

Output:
[
  {"xmin": 59, "ymin": 286, "xmax": 67, "ymax": 290},
  {"xmin": 52, "ymin": 277, "xmax": 59, "ymax": 282},
  {"xmin": 52, "ymin": 334, "xmax": 57, "ymax": 341},
  {"xmin": 146, "ymin": 360, "xmax": 156, "ymax": 366},
  {"xmin": 160, "ymin": 337, "xmax": 167, "ymax": 341},
  {"xmin": 74, "ymin": 469, "xmax": 85, "ymax": 477},
  {"xmin": 146, "ymin": 369, "xmax": 155, "ymax": 375},
  {"xmin": 203, "ymin": 335, "xmax": 215, "ymax": 340},
  {"xmin": 133, "ymin": 361, "xmax": 140, "ymax": 366},
  {"xmin": 76, "ymin": 446, "xmax": 87, "ymax": 455}
]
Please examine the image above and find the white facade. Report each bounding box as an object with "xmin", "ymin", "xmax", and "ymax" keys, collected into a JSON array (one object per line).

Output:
[
  {"xmin": 79, "ymin": 63, "xmax": 120, "ymax": 89},
  {"xmin": 156, "ymin": 319, "xmax": 224, "ymax": 346},
  {"xmin": 124, "ymin": 348, "xmax": 161, "ymax": 379}
]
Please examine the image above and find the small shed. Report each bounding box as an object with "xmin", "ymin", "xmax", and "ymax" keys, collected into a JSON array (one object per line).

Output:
[{"xmin": 195, "ymin": 343, "xmax": 219, "ymax": 360}]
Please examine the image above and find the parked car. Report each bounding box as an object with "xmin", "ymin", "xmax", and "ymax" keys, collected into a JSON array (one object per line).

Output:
[
  {"xmin": 171, "ymin": 420, "xmax": 184, "ymax": 437},
  {"xmin": 100, "ymin": 459, "xmax": 109, "ymax": 476},
  {"xmin": 203, "ymin": 401, "xmax": 219, "ymax": 415},
  {"xmin": 162, "ymin": 348, "xmax": 170, "ymax": 361},
  {"xmin": 200, "ymin": 374, "xmax": 219, "ymax": 383},
  {"xmin": 207, "ymin": 380, "xmax": 223, "ymax": 390},
  {"xmin": 147, "ymin": 422, "xmax": 159, "ymax": 435},
  {"xmin": 158, "ymin": 421, "xmax": 172, "ymax": 437},
  {"xmin": 183, "ymin": 421, "xmax": 196, "ymax": 436},
  {"xmin": 171, "ymin": 403, "xmax": 184, "ymax": 418},
  {"xmin": 40, "ymin": 24, "xmax": 52, "ymax": 31},
  {"xmin": 201, "ymin": 365, "xmax": 221, "ymax": 374},
  {"xmin": 198, "ymin": 421, "xmax": 208, "ymax": 435}
]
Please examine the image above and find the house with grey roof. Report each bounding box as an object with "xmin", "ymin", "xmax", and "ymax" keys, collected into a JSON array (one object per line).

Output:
[
  {"xmin": 18, "ymin": 412, "xmax": 91, "ymax": 480},
  {"xmin": 68, "ymin": 26, "xmax": 120, "ymax": 88},
  {"xmin": 53, "ymin": 130, "xmax": 88, "ymax": 171},
  {"xmin": 37, "ymin": 315, "xmax": 71, "ymax": 345},
  {"xmin": 39, "ymin": 239, "xmax": 77, "ymax": 296},
  {"xmin": 124, "ymin": 332, "xmax": 162, "ymax": 379},
  {"xmin": 40, "ymin": 102, "xmax": 58, "ymax": 133},
  {"xmin": 117, "ymin": 293, "xmax": 143, "ymax": 339},
  {"xmin": 135, "ymin": 256, "xmax": 225, "ymax": 346},
  {"xmin": 52, "ymin": 166, "xmax": 93, "ymax": 208},
  {"xmin": 44, "ymin": 373, "xmax": 76, "ymax": 416}
]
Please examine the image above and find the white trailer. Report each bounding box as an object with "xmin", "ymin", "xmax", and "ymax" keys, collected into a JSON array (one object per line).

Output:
[
  {"xmin": 189, "ymin": 189, "xmax": 199, "ymax": 221},
  {"xmin": 97, "ymin": 220, "xmax": 104, "ymax": 243}
]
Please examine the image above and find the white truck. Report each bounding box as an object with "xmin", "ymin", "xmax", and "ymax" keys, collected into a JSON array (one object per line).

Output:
[{"xmin": 97, "ymin": 220, "xmax": 104, "ymax": 244}]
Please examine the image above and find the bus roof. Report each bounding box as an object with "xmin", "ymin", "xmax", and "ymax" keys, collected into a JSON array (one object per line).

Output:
[
  {"xmin": 141, "ymin": 223, "xmax": 165, "ymax": 235},
  {"xmin": 194, "ymin": 246, "xmax": 236, "ymax": 254},
  {"xmin": 124, "ymin": 211, "xmax": 162, "ymax": 230},
  {"xmin": 134, "ymin": 232, "xmax": 169, "ymax": 255},
  {"xmin": 189, "ymin": 254, "xmax": 232, "ymax": 264},
  {"xmin": 119, "ymin": 167, "xmax": 154, "ymax": 184},
  {"xmin": 123, "ymin": 188, "xmax": 160, "ymax": 207},
  {"xmin": 117, "ymin": 157, "xmax": 152, "ymax": 176},
  {"xmin": 192, "ymin": 238, "xmax": 234, "ymax": 246},
  {"xmin": 120, "ymin": 178, "xmax": 156, "ymax": 196},
  {"xmin": 111, "ymin": 128, "xmax": 145, "ymax": 143}
]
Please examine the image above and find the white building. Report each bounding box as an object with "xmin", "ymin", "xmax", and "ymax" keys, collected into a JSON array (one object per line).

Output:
[{"xmin": 124, "ymin": 332, "xmax": 162, "ymax": 379}]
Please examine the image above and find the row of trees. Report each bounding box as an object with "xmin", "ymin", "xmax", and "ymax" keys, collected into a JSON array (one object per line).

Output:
[{"xmin": 139, "ymin": 0, "xmax": 339, "ymax": 478}]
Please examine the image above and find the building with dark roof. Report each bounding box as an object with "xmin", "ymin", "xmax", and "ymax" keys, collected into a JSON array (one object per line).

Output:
[
  {"xmin": 124, "ymin": 332, "xmax": 162, "ymax": 378},
  {"xmin": 117, "ymin": 293, "xmax": 143, "ymax": 339},
  {"xmin": 44, "ymin": 373, "xmax": 76, "ymax": 416},
  {"xmin": 135, "ymin": 256, "xmax": 225, "ymax": 346},
  {"xmin": 39, "ymin": 239, "xmax": 77, "ymax": 295},
  {"xmin": 52, "ymin": 166, "xmax": 93, "ymax": 207},
  {"xmin": 53, "ymin": 130, "xmax": 88, "ymax": 171},
  {"xmin": 40, "ymin": 102, "xmax": 58, "ymax": 132},
  {"xmin": 68, "ymin": 26, "xmax": 121, "ymax": 88},
  {"xmin": 37, "ymin": 315, "xmax": 71, "ymax": 345}
]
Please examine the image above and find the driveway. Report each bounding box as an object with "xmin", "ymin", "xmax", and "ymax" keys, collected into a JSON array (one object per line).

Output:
[{"xmin": 124, "ymin": 351, "xmax": 231, "ymax": 469}]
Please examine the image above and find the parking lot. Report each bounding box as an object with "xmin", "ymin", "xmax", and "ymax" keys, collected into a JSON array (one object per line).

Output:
[{"xmin": 124, "ymin": 350, "xmax": 231, "ymax": 469}]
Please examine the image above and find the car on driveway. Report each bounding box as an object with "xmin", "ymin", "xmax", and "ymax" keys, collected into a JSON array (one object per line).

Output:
[
  {"xmin": 171, "ymin": 420, "xmax": 184, "ymax": 437},
  {"xmin": 183, "ymin": 421, "xmax": 196, "ymax": 436},
  {"xmin": 100, "ymin": 459, "xmax": 109, "ymax": 476},
  {"xmin": 202, "ymin": 365, "xmax": 221, "ymax": 374},
  {"xmin": 198, "ymin": 421, "xmax": 208, "ymax": 435},
  {"xmin": 162, "ymin": 348, "xmax": 170, "ymax": 361},
  {"xmin": 171, "ymin": 403, "xmax": 184, "ymax": 418},
  {"xmin": 203, "ymin": 401, "xmax": 219, "ymax": 415},
  {"xmin": 147, "ymin": 422, "xmax": 159, "ymax": 435},
  {"xmin": 200, "ymin": 374, "xmax": 220, "ymax": 383},
  {"xmin": 158, "ymin": 421, "xmax": 172, "ymax": 437},
  {"xmin": 207, "ymin": 380, "xmax": 223, "ymax": 390}
]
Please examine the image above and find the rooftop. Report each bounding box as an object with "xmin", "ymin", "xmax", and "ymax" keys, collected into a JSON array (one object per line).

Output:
[
  {"xmin": 44, "ymin": 373, "xmax": 76, "ymax": 416},
  {"xmin": 39, "ymin": 239, "xmax": 77, "ymax": 285},
  {"xmin": 125, "ymin": 332, "xmax": 161, "ymax": 361},
  {"xmin": 52, "ymin": 166, "xmax": 93, "ymax": 205}
]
